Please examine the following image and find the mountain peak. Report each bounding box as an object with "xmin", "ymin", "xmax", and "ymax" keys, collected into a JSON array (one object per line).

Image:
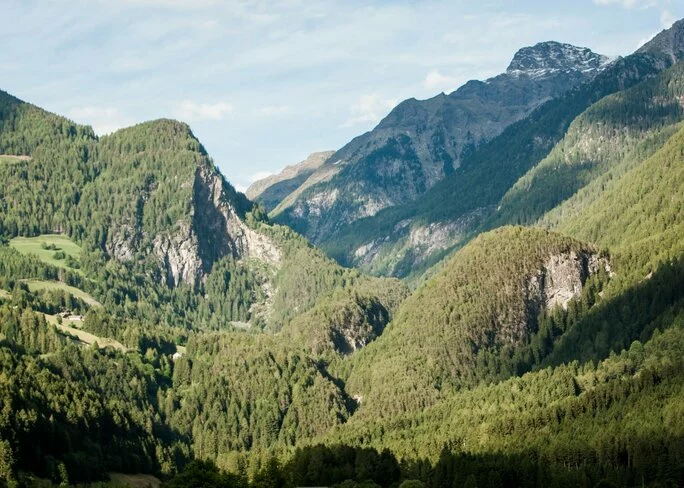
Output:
[
  {"xmin": 636, "ymin": 18, "xmax": 684, "ymax": 63},
  {"xmin": 506, "ymin": 41, "xmax": 609, "ymax": 78}
]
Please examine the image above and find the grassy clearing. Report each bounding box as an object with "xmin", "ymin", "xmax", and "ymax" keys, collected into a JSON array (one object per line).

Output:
[
  {"xmin": 108, "ymin": 473, "xmax": 161, "ymax": 488},
  {"xmin": 0, "ymin": 155, "xmax": 30, "ymax": 165},
  {"xmin": 9, "ymin": 234, "xmax": 83, "ymax": 273},
  {"xmin": 0, "ymin": 289, "xmax": 9, "ymax": 300},
  {"xmin": 44, "ymin": 314, "xmax": 127, "ymax": 352},
  {"xmin": 23, "ymin": 279, "xmax": 102, "ymax": 307}
]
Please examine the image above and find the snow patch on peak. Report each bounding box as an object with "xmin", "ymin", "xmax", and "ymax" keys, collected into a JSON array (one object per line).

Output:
[{"xmin": 506, "ymin": 41, "xmax": 609, "ymax": 79}]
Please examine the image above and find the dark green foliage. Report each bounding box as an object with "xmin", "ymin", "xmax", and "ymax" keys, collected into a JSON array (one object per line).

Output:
[
  {"xmin": 163, "ymin": 460, "xmax": 248, "ymax": 488},
  {"xmin": 327, "ymin": 319, "xmax": 684, "ymax": 488},
  {"xmin": 167, "ymin": 333, "xmax": 354, "ymax": 456},
  {"xmin": 0, "ymin": 306, "xmax": 185, "ymax": 484}
]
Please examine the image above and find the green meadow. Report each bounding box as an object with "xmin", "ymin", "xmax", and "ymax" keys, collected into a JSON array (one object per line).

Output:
[{"xmin": 10, "ymin": 234, "xmax": 83, "ymax": 273}]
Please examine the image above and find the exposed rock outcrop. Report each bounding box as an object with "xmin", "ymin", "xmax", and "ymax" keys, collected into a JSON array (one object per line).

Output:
[
  {"xmin": 153, "ymin": 163, "xmax": 281, "ymax": 287},
  {"xmin": 349, "ymin": 208, "xmax": 490, "ymax": 276},
  {"xmin": 528, "ymin": 250, "xmax": 610, "ymax": 313}
]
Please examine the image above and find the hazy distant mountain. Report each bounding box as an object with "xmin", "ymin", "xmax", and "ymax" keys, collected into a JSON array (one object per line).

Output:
[
  {"xmin": 271, "ymin": 41, "xmax": 611, "ymax": 243},
  {"xmin": 246, "ymin": 151, "xmax": 334, "ymax": 211},
  {"xmin": 317, "ymin": 21, "xmax": 684, "ymax": 279},
  {"xmin": 637, "ymin": 18, "xmax": 684, "ymax": 62}
]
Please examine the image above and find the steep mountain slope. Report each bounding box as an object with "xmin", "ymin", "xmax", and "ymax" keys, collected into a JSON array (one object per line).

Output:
[
  {"xmin": 272, "ymin": 42, "xmax": 610, "ymax": 241},
  {"xmin": 488, "ymin": 61, "xmax": 684, "ymax": 232},
  {"xmin": 319, "ymin": 118, "xmax": 684, "ymax": 483},
  {"xmin": 0, "ymin": 92, "xmax": 407, "ymax": 333},
  {"xmin": 326, "ymin": 93, "xmax": 684, "ymax": 464},
  {"xmin": 344, "ymin": 226, "xmax": 609, "ymax": 416},
  {"xmin": 246, "ymin": 151, "xmax": 333, "ymax": 211},
  {"xmin": 321, "ymin": 40, "xmax": 680, "ymax": 278},
  {"xmin": 637, "ymin": 17, "xmax": 684, "ymax": 62},
  {"xmin": 0, "ymin": 90, "xmax": 412, "ymax": 482}
]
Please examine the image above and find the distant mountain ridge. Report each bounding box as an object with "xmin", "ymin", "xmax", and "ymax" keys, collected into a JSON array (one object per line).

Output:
[
  {"xmin": 309, "ymin": 21, "xmax": 684, "ymax": 279},
  {"xmin": 637, "ymin": 18, "xmax": 684, "ymax": 62},
  {"xmin": 246, "ymin": 151, "xmax": 333, "ymax": 211},
  {"xmin": 268, "ymin": 41, "xmax": 611, "ymax": 242}
]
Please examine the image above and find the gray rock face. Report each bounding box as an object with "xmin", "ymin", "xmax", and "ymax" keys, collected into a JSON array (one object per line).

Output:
[
  {"xmin": 274, "ymin": 42, "xmax": 610, "ymax": 243},
  {"xmin": 528, "ymin": 251, "xmax": 610, "ymax": 312},
  {"xmin": 350, "ymin": 207, "xmax": 490, "ymax": 277},
  {"xmin": 152, "ymin": 163, "xmax": 281, "ymax": 287},
  {"xmin": 637, "ymin": 18, "xmax": 684, "ymax": 64},
  {"xmin": 507, "ymin": 41, "xmax": 610, "ymax": 76}
]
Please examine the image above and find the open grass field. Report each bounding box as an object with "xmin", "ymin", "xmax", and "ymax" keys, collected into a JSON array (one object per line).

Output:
[
  {"xmin": 23, "ymin": 279, "xmax": 102, "ymax": 308},
  {"xmin": 9, "ymin": 234, "xmax": 83, "ymax": 273},
  {"xmin": 0, "ymin": 154, "xmax": 30, "ymax": 165},
  {"xmin": 108, "ymin": 473, "xmax": 161, "ymax": 488},
  {"xmin": 0, "ymin": 289, "xmax": 9, "ymax": 299},
  {"xmin": 44, "ymin": 313, "xmax": 127, "ymax": 352}
]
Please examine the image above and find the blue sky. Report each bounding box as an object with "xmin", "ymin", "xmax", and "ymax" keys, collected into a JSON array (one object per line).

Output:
[{"xmin": 2, "ymin": 0, "xmax": 682, "ymax": 191}]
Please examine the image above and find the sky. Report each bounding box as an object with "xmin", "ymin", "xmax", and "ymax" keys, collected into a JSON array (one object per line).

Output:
[{"xmin": 2, "ymin": 0, "xmax": 683, "ymax": 191}]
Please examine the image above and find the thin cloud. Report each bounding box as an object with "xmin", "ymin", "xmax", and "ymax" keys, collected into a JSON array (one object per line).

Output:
[
  {"xmin": 174, "ymin": 100, "xmax": 233, "ymax": 122},
  {"xmin": 593, "ymin": 0, "xmax": 658, "ymax": 9},
  {"xmin": 423, "ymin": 69, "xmax": 462, "ymax": 93},
  {"xmin": 661, "ymin": 10, "xmax": 676, "ymax": 28},
  {"xmin": 341, "ymin": 94, "xmax": 397, "ymax": 128},
  {"xmin": 119, "ymin": 0, "xmax": 219, "ymax": 8},
  {"xmin": 255, "ymin": 105, "xmax": 292, "ymax": 116},
  {"xmin": 67, "ymin": 106, "xmax": 134, "ymax": 135}
]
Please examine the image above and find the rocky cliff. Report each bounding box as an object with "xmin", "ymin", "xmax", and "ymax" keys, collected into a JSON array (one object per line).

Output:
[
  {"xmin": 637, "ymin": 18, "xmax": 684, "ymax": 63},
  {"xmin": 154, "ymin": 163, "xmax": 281, "ymax": 287}
]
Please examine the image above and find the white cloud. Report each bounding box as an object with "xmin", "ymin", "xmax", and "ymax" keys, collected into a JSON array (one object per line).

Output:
[
  {"xmin": 249, "ymin": 170, "xmax": 275, "ymax": 182},
  {"xmin": 120, "ymin": 0, "xmax": 219, "ymax": 8},
  {"xmin": 341, "ymin": 94, "xmax": 397, "ymax": 128},
  {"xmin": 661, "ymin": 9, "xmax": 676, "ymax": 28},
  {"xmin": 174, "ymin": 100, "xmax": 233, "ymax": 122},
  {"xmin": 592, "ymin": 0, "xmax": 657, "ymax": 9},
  {"xmin": 423, "ymin": 69, "xmax": 461, "ymax": 92},
  {"xmin": 255, "ymin": 105, "xmax": 292, "ymax": 116},
  {"xmin": 67, "ymin": 106, "xmax": 134, "ymax": 135}
]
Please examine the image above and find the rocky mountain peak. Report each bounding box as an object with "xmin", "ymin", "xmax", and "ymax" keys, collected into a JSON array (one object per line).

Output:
[
  {"xmin": 636, "ymin": 18, "xmax": 684, "ymax": 63},
  {"xmin": 506, "ymin": 41, "xmax": 610, "ymax": 78}
]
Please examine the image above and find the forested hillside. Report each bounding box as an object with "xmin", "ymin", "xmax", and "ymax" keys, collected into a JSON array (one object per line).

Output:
[
  {"xmin": 0, "ymin": 89, "xmax": 409, "ymax": 485},
  {"xmin": 0, "ymin": 20, "xmax": 683, "ymax": 488}
]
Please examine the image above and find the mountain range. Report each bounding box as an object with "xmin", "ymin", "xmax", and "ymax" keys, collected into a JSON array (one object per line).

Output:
[
  {"xmin": 251, "ymin": 23, "xmax": 684, "ymax": 281},
  {"xmin": 0, "ymin": 17, "xmax": 683, "ymax": 488},
  {"xmin": 250, "ymin": 42, "xmax": 611, "ymax": 240}
]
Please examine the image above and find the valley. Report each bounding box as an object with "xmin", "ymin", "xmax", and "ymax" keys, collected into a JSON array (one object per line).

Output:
[{"xmin": 0, "ymin": 11, "xmax": 683, "ymax": 488}]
